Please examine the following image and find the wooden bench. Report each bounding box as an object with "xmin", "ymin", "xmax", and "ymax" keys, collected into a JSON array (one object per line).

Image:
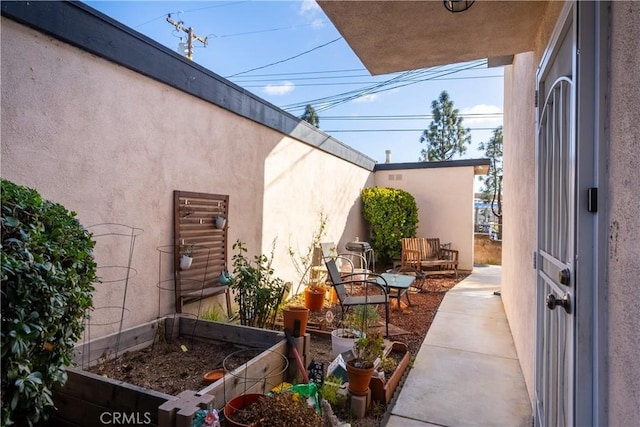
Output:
[{"xmin": 400, "ymin": 237, "xmax": 459, "ymax": 278}]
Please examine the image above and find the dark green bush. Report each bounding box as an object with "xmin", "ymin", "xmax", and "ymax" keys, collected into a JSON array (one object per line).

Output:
[
  {"xmin": 1, "ymin": 179, "xmax": 97, "ymax": 426},
  {"xmin": 361, "ymin": 187, "xmax": 419, "ymax": 265}
]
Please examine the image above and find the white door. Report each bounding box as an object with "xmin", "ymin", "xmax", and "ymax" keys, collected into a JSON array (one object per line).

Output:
[{"xmin": 535, "ymin": 5, "xmax": 576, "ymax": 427}]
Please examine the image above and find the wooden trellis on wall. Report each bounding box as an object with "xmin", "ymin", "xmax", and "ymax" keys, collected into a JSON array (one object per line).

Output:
[{"xmin": 173, "ymin": 190, "xmax": 231, "ymax": 314}]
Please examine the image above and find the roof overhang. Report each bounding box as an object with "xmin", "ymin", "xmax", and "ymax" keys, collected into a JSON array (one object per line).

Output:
[
  {"xmin": 374, "ymin": 158, "xmax": 491, "ymax": 175},
  {"xmin": 318, "ymin": 0, "xmax": 555, "ymax": 74}
]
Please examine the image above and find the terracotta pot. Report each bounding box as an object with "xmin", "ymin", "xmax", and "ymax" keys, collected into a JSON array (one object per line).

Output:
[
  {"xmin": 223, "ymin": 393, "xmax": 264, "ymax": 427},
  {"xmin": 304, "ymin": 287, "xmax": 326, "ymax": 312},
  {"xmin": 282, "ymin": 306, "xmax": 309, "ymax": 337},
  {"xmin": 202, "ymin": 368, "xmax": 226, "ymax": 384},
  {"xmin": 328, "ymin": 287, "xmax": 339, "ymax": 304},
  {"xmin": 346, "ymin": 362, "xmax": 375, "ymax": 396}
]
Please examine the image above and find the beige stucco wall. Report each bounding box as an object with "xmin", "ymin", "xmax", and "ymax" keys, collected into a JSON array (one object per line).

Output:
[
  {"xmin": 501, "ymin": 52, "xmax": 538, "ymax": 403},
  {"xmin": 606, "ymin": 3, "xmax": 640, "ymax": 424},
  {"xmin": 0, "ymin": 18, "xmax": 371, "ymax": 337},
  {"xmin": 373, "ymin": 166, "xmax": 476, "ymax": 271}
]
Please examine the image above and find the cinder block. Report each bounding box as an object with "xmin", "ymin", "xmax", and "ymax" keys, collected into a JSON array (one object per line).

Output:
[
  {"xmin": 349, "ymin": 388, "xmax": 371, "ymax": 419},
  {"xmin": 158, "ymin": 390, "xmax": 214, "ymax": 427}
]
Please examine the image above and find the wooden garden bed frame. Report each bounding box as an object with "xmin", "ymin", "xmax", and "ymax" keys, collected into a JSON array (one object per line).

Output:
[{"xmin": 52, "ymin": 316, "xmax": 308, "ymax": 427}]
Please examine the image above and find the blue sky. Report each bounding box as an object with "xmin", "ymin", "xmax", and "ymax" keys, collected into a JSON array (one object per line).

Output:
[{"xmin": 85, "ymin": 0, "xmax": 503, "ymax": 164}]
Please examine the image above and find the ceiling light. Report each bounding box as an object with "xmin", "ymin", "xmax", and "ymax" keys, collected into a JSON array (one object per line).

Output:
[{"xmin": 443, "ymin": 0, "xmax": 475, "ymax": 13}]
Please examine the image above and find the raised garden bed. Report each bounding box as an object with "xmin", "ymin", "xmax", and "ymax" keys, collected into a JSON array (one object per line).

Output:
[{"xmin": 51, "ymin": 316, "xmax": 304, "ymax": 427}]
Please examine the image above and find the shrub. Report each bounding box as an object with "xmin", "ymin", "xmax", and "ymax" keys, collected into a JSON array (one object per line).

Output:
[
  {"xmin": 361, "ymin": 187, "xmax": 419, "ymax": 265},
  {"xmin": 1, "ymin": 179, "xmax": 97, "ymax": 426},
  {"xmin": 230, "ymin": 240, "xmax": 287, "ymax": 329}
]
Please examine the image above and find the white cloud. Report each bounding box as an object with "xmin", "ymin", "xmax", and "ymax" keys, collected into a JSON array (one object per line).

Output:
[
  {"xmin": 263, "ymin": 82, "xmax": 295, "ymax": 96},
  {"xmin": 354, "ymin": 94, "xmax": 379, "ymax": 103},
  {"xmin": 311, "ymin": 18, "xmax": 325, "ymax": 29},
  {"xmin": 460, "ymin": 104, "xmax": 503, "ymax": 126},
  {"xmin": 299, "ymin": 0, "xmax": 321, "ymax": 16}
]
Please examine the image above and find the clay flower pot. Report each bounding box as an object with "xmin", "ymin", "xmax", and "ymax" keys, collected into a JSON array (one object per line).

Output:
[
  {"xmin": 346, "ymin": 362, "xmax": 375, "ymax": 396},
  {"xmin": 304, "ymin": 286, "xmax": 326, "ymax": 312},
  {"xmin": 282, "ymin": 306, "xmax": 309, "ymax": 337},
  {"xmin": 202, "ymin": 368, "xmax": 226, "ymax": 384},
  {"xmin": 223, "ymin": 393, "xmax": 264, "ymax": 427}
]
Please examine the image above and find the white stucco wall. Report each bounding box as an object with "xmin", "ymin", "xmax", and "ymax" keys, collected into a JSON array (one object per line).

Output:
[
  {"xmin": 0, "ymin": 18, "xmax": 372, "ymax": 337},
  {"xmin": 501, "ymin": 52, "xmax": 538, "ymax": 402},
  {"xmin": 373, "ymin": 166, "xmax": 476, "ymax": 271},
  {"xmin": 606, "ymin": 3, "xmax": 640, "ymax": 424}
]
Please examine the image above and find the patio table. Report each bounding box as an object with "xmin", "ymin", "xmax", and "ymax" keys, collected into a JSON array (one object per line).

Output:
[{"xmin": 378, "ymin": 273, "xmax": 415, "ymax": 313}]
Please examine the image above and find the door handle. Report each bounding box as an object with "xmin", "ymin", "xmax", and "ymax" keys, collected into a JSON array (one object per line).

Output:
[{"xmin": 546, "ymin": 293, "xmax": 571, "ymax": 314}]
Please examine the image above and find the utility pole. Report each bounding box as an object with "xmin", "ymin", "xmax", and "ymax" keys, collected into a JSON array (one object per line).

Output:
[{"xmin": 166, "ymin": 14, "xmax": 207, "ymax": 60}]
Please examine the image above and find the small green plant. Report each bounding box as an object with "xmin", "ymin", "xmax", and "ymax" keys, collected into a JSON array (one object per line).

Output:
[
  {"xmin": 199, "ymin": 305, "xmax": 226, "ymax": 322},
  {"xmin": 180, "ymin": 243, "xmax": 194, "ymax": 257},
  {"xmin": 343, "ymin": 304, "xmax": 380, "ymax": 333},
  {"xmin": 319, "ymin": 376, "xmax": 346, "ymax": 406},
  {"xmin": 1, "ymin": 179, "xmax": 97, "ymax": 426},
  {"xmin": 230, "ymin": 240, "xmax": 287, "ymax": 329},
  {"xmin": 352, "ymin": 333, "xmax": 384, "ymax": 369},
  {"xmin": 379, "ymin": 356, "xmax": 398, "ymax": 376},
  {"xmin": 362, "ymin": 187, "xmax": 419, "ymax": 265}
]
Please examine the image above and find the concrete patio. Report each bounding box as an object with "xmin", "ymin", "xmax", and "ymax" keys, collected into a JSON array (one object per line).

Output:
[{"xmin": 385, "ymin": 265, "xmax": 532, "ymax": 427}]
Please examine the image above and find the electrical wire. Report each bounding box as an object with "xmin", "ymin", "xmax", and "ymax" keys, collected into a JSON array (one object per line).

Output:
[
  {"xmin": 280, "ymin": 60, "xmax": 487, "ymax": 113},
  {"xmin": 323, "ymin": 127, "xmax": 499, "ymax": 133},
  {"xmin": 226, "ymin": 37, "xmax": 343, "ymax": 77},
  {"xmin": 134, "ymin": 1, "xmax": 251, "ymax": 29}
]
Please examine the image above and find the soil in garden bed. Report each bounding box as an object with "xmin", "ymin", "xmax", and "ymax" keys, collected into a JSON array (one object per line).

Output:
[{"xmin": 87, "ymin": 338, "xmax": 245, "ymax": 395}]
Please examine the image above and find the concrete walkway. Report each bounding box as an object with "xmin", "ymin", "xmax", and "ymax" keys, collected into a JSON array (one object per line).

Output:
[{"xmin": 385, "ymin": 265, "xmax": 532, "ymax": 427}]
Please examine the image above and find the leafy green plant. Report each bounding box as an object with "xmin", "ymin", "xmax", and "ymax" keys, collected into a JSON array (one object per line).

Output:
[
  {"xmin": 199, "ymin": 304, "xmax": 227, "ymax": 322},
  {"xmin": 361, "ymin": 187, "xmax": 419, "ymax": 265},
  {"xmin": 352, "ymin": 333, "xmax": 384, "ymax": 369},
  {"xmin": 319, "ymin": 376, "xmax": 346, "ymax": 406},
  {"xmin": 343, "ymin": 305, "xmax": 380, "ymax": 333},
  {"xmin": 230, "ymin": 240, "xmax": 287, "ymax": 329},
  {"xmin": 1, "ymin": 179, "xmax": 97, "ymax": 426}
]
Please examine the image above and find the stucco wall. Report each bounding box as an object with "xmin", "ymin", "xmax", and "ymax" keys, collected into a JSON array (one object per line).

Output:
[
  {"xmin": 606, "ymin": 2, "xmax": 640, "ymax": 424},
  {"xmin": 373, "ymin": 165, "xmax": 476, "ymax": 271},
  {"xmin": 0, "ymin": 18, "xmax": 371, "ymax": 337},
  {"xmin": 501, "ymin": 52, "xmax": 538, "ymax": 403}
]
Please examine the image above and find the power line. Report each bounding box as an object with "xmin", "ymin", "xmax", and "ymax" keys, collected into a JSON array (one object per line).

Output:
[
  {"xmin": 229, "ymin": 68, "xmax": 366, "ymax": 78},
  {"xmin": 134, "ymin": 1, "xmax": 250, "ymax": 29},
  {"xmin": 225, "ymin": 37, "xmax": 343, "ymax": 77},
  {"xmin": 324, "ymin": 127, "xmax": 499, "ymax": 133},
  {"xmin": 237, "ymin": 75, "xmax": 502, "ymax": 87},
  {"xmin": 280, "ymin": 60, "xmax": 488, "ymax": 113},
  {"xmin": 320, "ymin": 113, "xmax": 503, "ymax": 121}
]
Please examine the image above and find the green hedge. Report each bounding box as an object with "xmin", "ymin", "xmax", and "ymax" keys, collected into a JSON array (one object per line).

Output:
[
  {"xmin": 361, "ymin": 187, "xmax": 419, "ymax": 265},
  {"xmin": 1, "ymin": 179, "xmax": 97, "ymax": 426}
]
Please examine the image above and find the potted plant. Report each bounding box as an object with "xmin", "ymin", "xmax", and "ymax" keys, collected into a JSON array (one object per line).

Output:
[
  {"xmin": 288, "ymin": 213, "xmax": 329, "ymax": 312},
  {"xmin": 179, "ymin": 243, "xmax": 194, "ymax": 270},
  {"xmin": 330, "ymin": 305, "xmax": 379, "ymax": 357},
  {"xmin": 214, "ymin": 215, "xmax": 226, "ymax": 230},
  {"xmin": 282, "ymin": 305, "xmax": 309, "ymax": 337},
  {"xmin": 346, "ymin": 333, "xmax": 384, "ymax": 396}
]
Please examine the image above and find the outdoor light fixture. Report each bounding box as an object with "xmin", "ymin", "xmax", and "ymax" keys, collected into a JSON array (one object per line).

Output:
[{"xmin": 443, "ymin": 0, "xmax": 475, "ymax": 13}]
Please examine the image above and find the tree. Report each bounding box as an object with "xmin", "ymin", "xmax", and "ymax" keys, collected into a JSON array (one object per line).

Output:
[
  {"xmin": 300, "ymin": 104, "xmax": 319, "ymax": 128},
  {"xmin": 479, "ymin": 126, "xmax": 503, "ymax": 238},
  {"xmin": 419, "ymin": 91, "xmax": 471, "ymax": 161}
]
